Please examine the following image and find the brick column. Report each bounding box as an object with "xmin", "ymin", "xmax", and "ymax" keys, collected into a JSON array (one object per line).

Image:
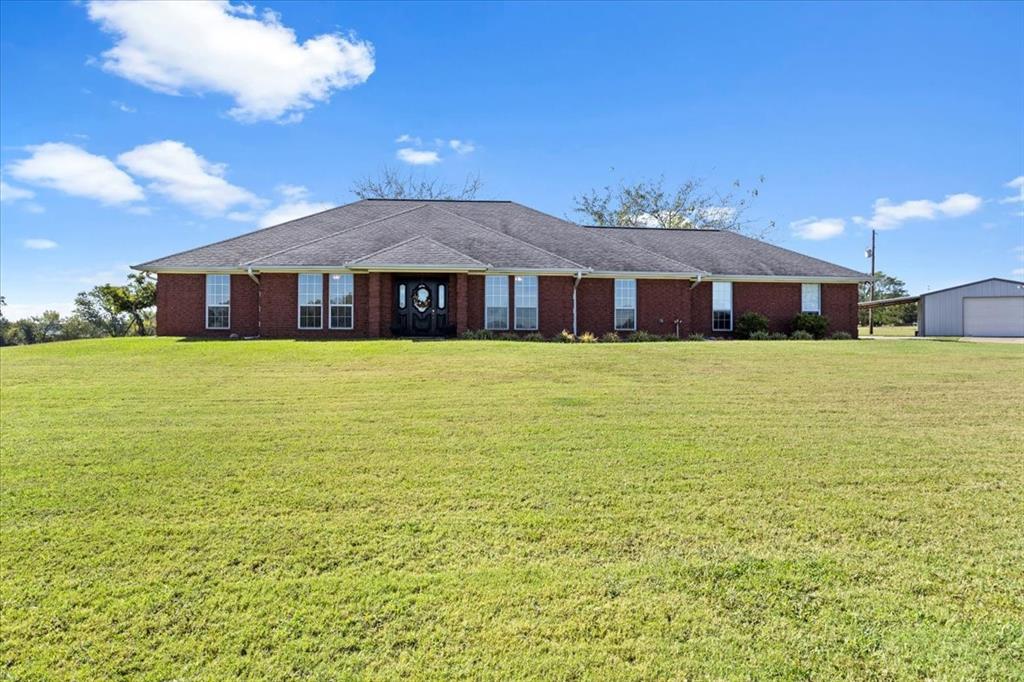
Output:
[
  {"xmin": 368, "ymin": 272, "xmax": 381, "ymax": 338},
  {"xmin": 456, "ymin": 273, "xmax": 468, "ymax": 334}
]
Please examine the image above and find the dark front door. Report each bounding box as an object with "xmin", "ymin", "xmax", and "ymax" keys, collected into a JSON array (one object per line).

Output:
[{"xmin": 392, "ymin": 278, "xmax": 451, "ymax": 336}]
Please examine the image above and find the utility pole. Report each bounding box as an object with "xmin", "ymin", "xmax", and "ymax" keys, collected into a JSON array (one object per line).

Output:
[{"xmin": 866, "ymin": 229, "xmax": 876, "ymax": 335}]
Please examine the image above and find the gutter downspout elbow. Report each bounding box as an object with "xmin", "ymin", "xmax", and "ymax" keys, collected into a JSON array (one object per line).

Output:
[{"xmin": 690, "ymin": 274, "xmax": 703, "ymax": 290}]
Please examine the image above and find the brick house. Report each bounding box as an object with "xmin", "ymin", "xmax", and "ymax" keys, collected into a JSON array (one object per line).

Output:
[{"xmin": 135, "ymin": 199, "xmax": 868, "ymax": 339}]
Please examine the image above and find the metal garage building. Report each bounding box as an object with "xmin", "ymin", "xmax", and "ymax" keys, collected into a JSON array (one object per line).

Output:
[{"xmin": 862, "ymin": 277, "xmax": 1024, "ymax": 337}]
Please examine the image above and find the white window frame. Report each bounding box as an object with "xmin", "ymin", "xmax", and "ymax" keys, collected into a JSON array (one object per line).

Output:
[
  {"xmin": 614, "ymin": 278, "xmax": 637, "ymax": 331},
  {"xmin": 297, "ymin": 273, "xmax": 323, "ymax": 329},
  {"xmin": 329, "ymin": 274, "xmax": 355, "ymax": 330},
  {"xmin": 205, "ymin": 274, "xmax": 230, "ymax": 330},
  {"xmin": 801, "ymin": 283, "xmax": 821, "ymax": 314},
  {"xmin": 484, "ymin": 275, "xmax": 509, "ymax": 330},
  {"xmin": 712, "ymin": 281, "xmax": 733, "ymax": 332},
  {"xmin": 514, "ymin": 275, "xmax": 539, "ymax": 330}
]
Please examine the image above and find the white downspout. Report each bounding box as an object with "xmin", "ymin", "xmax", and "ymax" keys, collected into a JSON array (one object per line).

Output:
[
  {"xmin": 572, "ymin": 271, "xmax": 584, "ymax": 336},
  {"xmin": 690, "ymin": 274, "xmax": 703, "ymax": 289},
  {"xmin": 247, "ymin": 266, "xmax": 260, "ymax": 338}
]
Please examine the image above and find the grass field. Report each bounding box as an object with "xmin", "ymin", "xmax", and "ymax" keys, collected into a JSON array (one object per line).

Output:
[{"xmin": 2, "ymin": 337, "xmax": 1022, "ymax": 679}]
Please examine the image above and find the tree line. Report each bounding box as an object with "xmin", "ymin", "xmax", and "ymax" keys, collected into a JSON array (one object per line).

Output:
[{"xmin": 0, "ymin": 273, "xmax": 155, "ymax": 346}]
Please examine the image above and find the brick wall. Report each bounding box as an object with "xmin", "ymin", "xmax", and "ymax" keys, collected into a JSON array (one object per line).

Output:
[
  {"xmin": 259, "ymin": 273, "xmax": 370, "ymax": 338},
  {"xmin": 156, "ymin": 272, "xmax": 859, "ymax": 339},
  {"xmin": 156, "ymin": 273, "xmax": 258, "ymax": 337}
]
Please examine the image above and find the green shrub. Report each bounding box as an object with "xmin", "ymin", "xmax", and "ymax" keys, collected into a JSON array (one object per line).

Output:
[
  {"xmin": 627, "ymin": 330, "xmax": 658, "ymax": 342},
  {"xmin": 736, "ymin": 312, "xmax": 770, "ymax": 339},
  {"xmin": 748, "ymin": 331, "xmax": 771, "ymax": 340},
  {"xmin": 830, "ymin": 331, "xmax": 853, "ymax": 340},
  {"xmin": 793, "ymin": 313, "xmax": 829, "ymax": 339},
  {"xmin": 769, "ymin": 332, "xmax": 789, "ymax": 341},
  {"xmin": 522, "ymin": 332, "xmax": 546, "ymax": 342},
  {"xmin": 578, "ymin": 331, "xmax": 598, "ymax": 343},
  {"xmin": 686, "ymin": 333, "xmax": 706, "ymax": 341},
  {"xmin": 557, "ymin": 329, "xmax": 576, "ymax": 343},
  {"xmin": 601, "ymin": 332, "xmax": 621, "ymax": 343},
  {"xmin": 497, "ymin": 332, "xmax": 519, "ymax": 341},
  {"xmin": 460, "ymin": 329, "xmax": 495, "ymax": 340},
  {"xmin": 790, "ymin": 330, "xmax": 814, "ymax": 340},
  {"xmin": 659, "ymin": 334, "xmax": 682, "ymax": 342}
]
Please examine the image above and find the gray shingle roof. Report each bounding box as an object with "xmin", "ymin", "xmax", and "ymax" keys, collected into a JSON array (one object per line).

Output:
[{"xmin": 135, "ymin": 199, "xmax": 867, "ymax": 279}]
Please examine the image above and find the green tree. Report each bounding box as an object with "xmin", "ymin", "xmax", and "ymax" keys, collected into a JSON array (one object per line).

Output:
[
  {"xmin": 859, "ymin": 271, "xmax": 917, "ymax": 326},
  {"xmin": 574, "ymin": 175, "xmax": 773, "ymax": 237},
  {"xmin": 75, "ymin": 273, "xmax": 155, "ymax": 336}
]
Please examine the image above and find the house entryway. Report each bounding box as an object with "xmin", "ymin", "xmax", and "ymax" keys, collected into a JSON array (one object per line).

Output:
[{"xmin": 391, "ymin": 277, "xmax": 453, "ymax": 337}]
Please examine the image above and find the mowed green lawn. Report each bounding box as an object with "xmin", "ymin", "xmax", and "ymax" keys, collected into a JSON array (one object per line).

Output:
[{"xmin": 2, "ymin": 338, "xmax": 1022, "ymax": 680}]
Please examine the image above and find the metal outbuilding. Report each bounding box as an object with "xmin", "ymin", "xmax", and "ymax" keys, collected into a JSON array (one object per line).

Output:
[{"xmin": 859, "ymin": 277, "xmax": 1024, "ymax": 337}]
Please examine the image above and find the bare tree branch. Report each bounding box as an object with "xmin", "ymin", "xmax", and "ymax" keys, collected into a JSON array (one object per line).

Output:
[
  {"xmin": 573, "ymin": 175, "xmax": 774, "ymax": 238},
  {"xmin": 351, "ymin": 166, "xmax": 483, "ymax": 200}
]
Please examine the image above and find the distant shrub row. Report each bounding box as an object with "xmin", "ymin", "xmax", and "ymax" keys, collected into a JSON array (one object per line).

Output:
[{"xmin": 459, "ymin": 327, "xmax": 853, "ymax": 342}]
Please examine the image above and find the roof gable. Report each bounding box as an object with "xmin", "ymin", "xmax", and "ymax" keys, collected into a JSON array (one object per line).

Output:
[{"xmin": 349, "ymin": 236, "xmax": 487, "ymax": 269}]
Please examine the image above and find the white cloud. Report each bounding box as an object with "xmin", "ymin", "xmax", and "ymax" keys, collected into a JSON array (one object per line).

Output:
[
  {"xmin": 396, "ymin": 148, "xmax": 440, "ymax": 166},
  {"xmin": 117, "ymin": 140, "xmax": 261, "ymax": 216},
  {"xmin": 276, "ymin": 183, "xmax": 310, "ymax": 200},
  {"xmin": 1000, "ymin": 176, "xmax": 1024, "ymax": 205},
  {"xmin": 449, "ymin": 139, "xmax": 475, "ymax": 155},
  {"xmin": 259, "ymin": 200, "xmax": 332, "ymax": 227},
  {"xmin": 0, "ymin": 180, "xmax": 35, "ymax": 203},
  {"xmin": 23, "ymin": 238, "xmax": 58, "ymax": 250},
  {"xmin": 853, "ymin": 192, "xmax": 983, "ymax": 230},
  {"xmin": 395, "ymin": 133, "xmax": 421, "ymax": 145},
  {"xmin": 791, "ymin": 217, "xmax": 845, "ymax": 240},
  {"xmin": 7, "ymin": 143, "xmax": 144, "ymax": 204},
  {"xmin": 111, "ymin": 100, "xmax": 136, "ymax": 113},
  {"xmin": 86, "ymin": 0, "xmax": 375, "ymax": 123},
  {"xmin": 1, "ymin": 302, "xmax": 74, "ymax": 319}
]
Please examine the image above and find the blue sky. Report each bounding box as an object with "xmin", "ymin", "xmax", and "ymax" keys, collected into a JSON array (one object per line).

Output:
[{"xmin": 1, "ymin": 0, "xmax": 1022, "ymax": 318}]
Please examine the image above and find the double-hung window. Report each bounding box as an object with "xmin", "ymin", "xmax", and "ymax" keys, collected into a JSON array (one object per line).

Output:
[
  {"xmin": 712, "ymin": 281, "xmax": 733, "ymax": 331},
  {"xmin": 514, "ymin": 276, "xmax": 538, "ymax": 330},
  {"xmin": 205, "ymin": 274, "xmax": 230, "ymax": 329},
  {"xmin": 298, "ymin": 273, "xmax": 323, "ymax": 329},
  {"xmin": 484, "ymin": 275, "xmax": 509, "ymax": 330},
  {"xmin": 329, "ymin": 274, "xmax": 354, "ymax": 329},
  {"xmin": 614, "ymin": 279, "xmax": 636, "ymax": 331},
  {"xmin": 801, "ymin": 283, "xmax": 821, "ymax": 314}
]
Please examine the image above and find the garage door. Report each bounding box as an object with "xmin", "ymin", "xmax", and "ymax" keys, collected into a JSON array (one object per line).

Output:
[{"xmin": 963, "ymin": 297, "xmax": 1024, "ymax": 337}]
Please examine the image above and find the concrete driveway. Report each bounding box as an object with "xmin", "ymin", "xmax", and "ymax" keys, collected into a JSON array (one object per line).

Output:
[{"xmin": 959, "ymin": 337, "xmax": 1024, "ymax": 344}]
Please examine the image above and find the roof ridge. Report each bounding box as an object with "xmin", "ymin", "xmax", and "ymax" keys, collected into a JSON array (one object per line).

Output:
[
  {"xmin": 431, "ymin": 204, "xmax": 589, "ymax": 271},
  {"xmin": 243, "ymin": 203, "xmax": 429, "ymax": 266}
]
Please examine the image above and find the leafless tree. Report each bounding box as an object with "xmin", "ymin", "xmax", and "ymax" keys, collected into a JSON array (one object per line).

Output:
[
  {"xmin": 573, "ymin": 175, "xmax": 774, "ymax": 237},
  {"xmin": 351, "ymin": 166, "xmax": 483, "ymax": 200}
]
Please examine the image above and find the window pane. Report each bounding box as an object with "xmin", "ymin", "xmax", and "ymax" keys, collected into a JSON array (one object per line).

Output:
[
  {"xmin": 329, "ymin": 274, "xmax": 353, "ymax": 305},
  {"xmin": 330, "ymin": 306, "xmax": 352, "ymax": 329},
  {"xmin": 484, "ymin": 276, "xmax": 508, "ymax": 329},
  {"xmin": 802, "ymin": 283, "xmax": 821, "ymax": 313},
  {"xmin": 514, "ymin": 276, "xmax": 538, "ymax": 329},
  {"xmin": 206, "ymin": 274, "xmax": 230, "ymax": 307},
  {"xmin": 614, "ymin": 279, "xmax": 635, "ymax": 309},
  {"xmin": 299, "ymin": 305, "xmax": 322, "ymax": 328},
  {"xmin": 614, "ymin": 308, "xmax": 635, "ymax": 331},
  {"xmin": 438, "ymin": 284, "xmax": 446, "ymax": 310},
  {"xmin": 398, "ymin": 284, "xmax": 406, "ymax": 309},
  {"xmin": 712, "ymin": 310, "xmax": 732, "ymax": 331},
  {"xmin": 516, "ymin": 307, "xmax": 538, "ymax": 330},
  {"xmin": 207, "ymin": 306, "xmax": 229, "ymax": 329},
  {"xmin": 298, "ymin": 273, "xmax": 322, "ymax": 306},
  {"xmin": 712, "ymin": 282, "xmax": 732, "ymax": 312}
]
